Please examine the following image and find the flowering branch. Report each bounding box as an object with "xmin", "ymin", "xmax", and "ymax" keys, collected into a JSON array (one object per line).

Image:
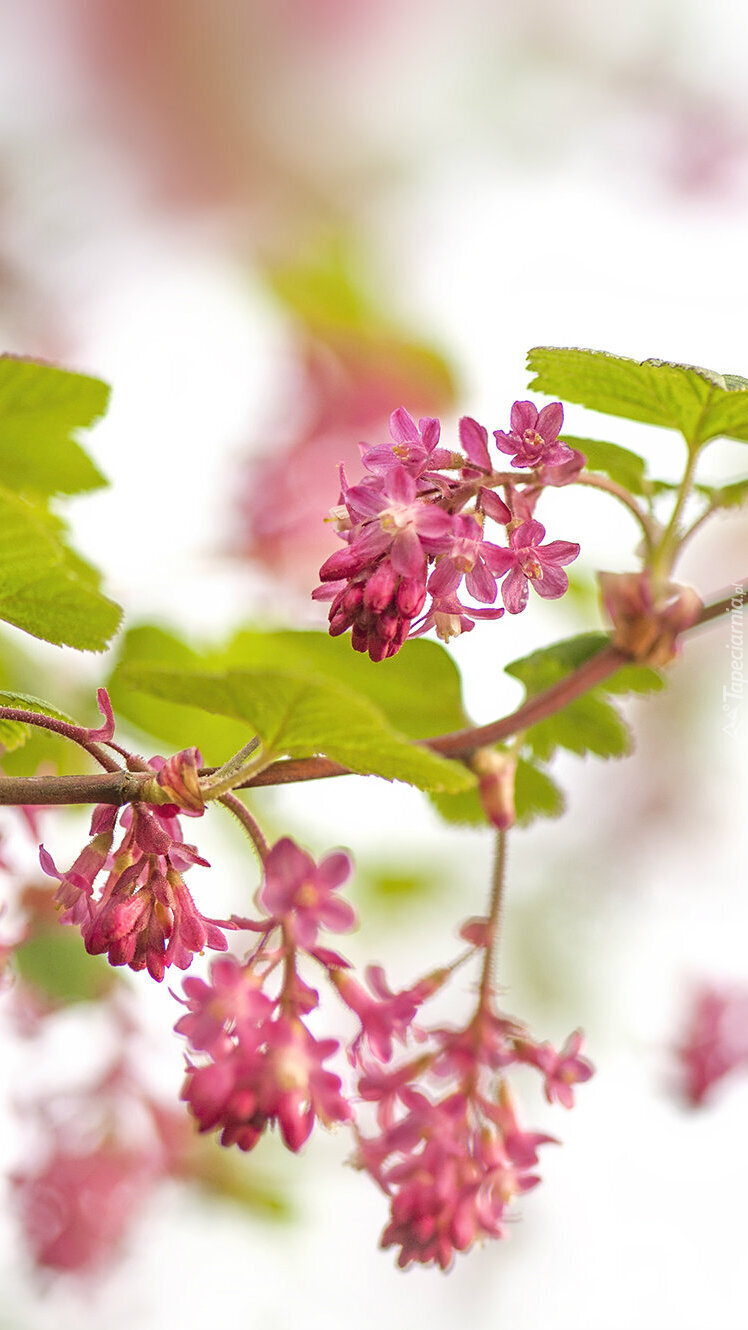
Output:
[{"xmin": 0, "ymin": 581, "xmax": 740, "ymax": 809}]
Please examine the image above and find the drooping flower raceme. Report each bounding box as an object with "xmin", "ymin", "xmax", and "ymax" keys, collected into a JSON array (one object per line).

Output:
[
  {"xmin": 178, "ymin": 838, "xmax": 357, "ymax": 1153},
  {"xmin": 354, "ymin": 997, "xmax": 594, "ymax": 1270}
]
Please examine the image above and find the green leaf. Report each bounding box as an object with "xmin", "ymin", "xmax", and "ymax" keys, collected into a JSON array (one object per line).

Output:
[
  {"xmin": 506, "ymin": 632, "xmax": 662, "ymax": 696},
  {"xmin": 505, "ymin": 633, "xmax": 663, "ymax": 763},
  {"xmin": 429, "ymin": 756, "xmax": 566, "ymax": 829},
  {"xmin": 223, "ymin": 630, "xmax": 469, "ymax": 740},
  {"xmin": 562, "ymin": 436, "xmax": 648, "ymax": 495},
  {"xmin": 109, "ymin": 626, "xmax": 251, "ymax": 761},
  {"xmin": 109, "ymin": 625, "xmax": 470, "ymax": 759},
  {"xmin": 711, "ymin": 477, "xmax": 748, "ymax": 510},
  {"xmin": 428, "ymin": 785, "xmax": 486, "ymax": 828},
  {"xmin": 514, "ymin": 758, "xmax": 565, "ymax": 825},
  {"xmin": 527, "ymin": 346, "xmax": 748, "ymax": 447},
  {"xmin": 0, "ymin": 489, "xmax": 121, "ymax": 651},
  {"xmin": 120, "ymin": 665, "xmax": 475, "ymax": 794},
  {"xmin": 0, "ymin": 689, "xmax": 78, "ymax": 753},
  {"xmin": 0, "ymin": 356, "xmax": 109, "ymax": 496},
  {"xmin": 12, "ymin": 930, "xmax": 118, "ymax": 1005},
  {"xmin": 523, "ymin": 694, "xmax": 631, "ymax": 762}
]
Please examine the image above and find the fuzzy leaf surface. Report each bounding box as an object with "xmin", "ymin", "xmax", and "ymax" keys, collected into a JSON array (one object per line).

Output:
[
  {"xmin": 527, "ymin": 347, "xmax": 748, "ymax": 446},
  {"xmin": 120, "ymin": 665, "xmax": 474, "ymax": 793}
]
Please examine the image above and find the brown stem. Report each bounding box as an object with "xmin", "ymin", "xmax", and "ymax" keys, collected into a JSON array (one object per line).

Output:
[
  {"xmin": 0, "ymin": 708, "xmax": 122, "ymax": 773},
  {"xmin": 479, "ymin": 830, "xmax": 509, "ymax": 1008},
  {"xmin": 0, "ymin": 581, "xmax": 741, "ymax": 808}
]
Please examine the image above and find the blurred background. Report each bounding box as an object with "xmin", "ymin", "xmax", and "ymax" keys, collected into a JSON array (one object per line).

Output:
[{"xmin": 0, "ymin": 2, "xmax": 747, "ymax": 1327}]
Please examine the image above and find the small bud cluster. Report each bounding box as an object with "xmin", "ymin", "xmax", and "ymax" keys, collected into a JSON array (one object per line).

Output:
[
  {"xmin": 40, "ymin": 748, "xmax": 229, "ymax": 982},
  {"xmin": 314, "ymin": 402, "xmax": 581, "ymax": 657}
]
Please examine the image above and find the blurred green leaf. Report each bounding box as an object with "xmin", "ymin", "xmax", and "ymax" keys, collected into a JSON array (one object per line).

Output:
[
  {"xmin": 223, "ymin": 629, "xmax": 469, "ymax": 740},
  {"xmin": 527, "ymin": 346, "xmax": 748, "ymax": 446},
  {"xmin": 562, "ymin": 436, "xmax": 648, "ymax": 495},
  {"xmin": 711, "ymin": 476, "xmax": 748, "ymax": 509},
  {"xmin": 12, "ymin": 929, "xmax": 118, "ymax": 1005},
  {"xmin": 0, "ymin": 359, "xmax": 119, "ymax": 651},
  {"xmin": 0, "ymin": 355, "xmax": 109, "ymax": 497},
  {"xmin": 505, "ymin": 633, "xmax": 663, "ymax": 763},
  {"xmin": 120, "ymin": 664, "xmax": 475, "ymax": 793},
  {"xmin": 514, "ymin": 758, "xmax": 565, "ymax": 825},
  {"xmin": 428, "ymin": 784, "xmax": 486, "ymax": 828}
]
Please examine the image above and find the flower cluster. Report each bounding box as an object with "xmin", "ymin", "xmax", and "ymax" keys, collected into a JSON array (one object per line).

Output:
[
  {"xmin": 174, "ymin": 834, "xmax": 593, "ymax": 1271},
  {"xmin": 355, "ymin": 1006, "xmax": 593, "ymax": 1270},
  {"xmin": 178, "ymin": 838, "xmax": 355, "ymax": 1152},
  {"xmin": 314, "ymin": 402, "xmax": 581, "ymax": 657},
  {"xmin": 40, "ymin": 748, "xmax": 229, "ymax": 982},
  {"xmin": 10, "ymin": 1050, "xmax": 191, "ymax": 1276},
  {"xmin": 676, "ymin": 983, "xmax": 748, "ymax": 1106}
]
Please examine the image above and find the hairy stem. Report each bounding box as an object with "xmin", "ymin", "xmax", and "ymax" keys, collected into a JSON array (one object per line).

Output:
[
  {"xmin": 479, "ymin": 830, "xmax": 509, "ymax": 1008},
  {"xmin": 218, "ymin": 791, "xmax": 269, "ymax": 862}
]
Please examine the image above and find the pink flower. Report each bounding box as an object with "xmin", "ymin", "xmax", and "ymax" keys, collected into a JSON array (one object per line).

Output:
[
  {"xmin": 330, "ymin": 964, "xmax": 421, "ymax": 1064},
  {"xmin": 361, "ymin": 409, "xmax": 452, "ymax": 483},
  {"xmin": 527, "ymin": 1030, "xmax": 595, "ymax": 1108},
  {"xmin": 182, "ymin": 1016, "xmax": 352, "ymax": 1152},
  {"xmin": 409, "ymin": 593, "xmax": 504, "ymax": 644},
  {"xmin": 676, "ymin": 984, "xmax": 748, "ymax": 1106},
  {"xmin": 490, "ymin": 520, "xmax": 580, "ymax": 614},
  {"xmin": 259, "ymin": 837, "xmax": 355, "ymax": 949},
  {"xmin": 428, "ymin": 515, "xmax": 510, "ymax": 605},
  {"xmin": 174, "ymin": 955, "xmax": 275, "ymax": 1054},
  {"xmin": 494, "ymin": 400, "xmax": 573, "ymax": 469},
  {"xmin": 12, "ymin": 1146, "xmax": 153, "ymax": 1274}
]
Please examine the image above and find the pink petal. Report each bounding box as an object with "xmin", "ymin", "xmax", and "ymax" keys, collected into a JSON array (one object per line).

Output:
[
  {"xmin": 428, "ymin": 559, "xmax": 462, "ymax": 597},
  {"xmin": 539, "ymin": 540, "xmax": 581, "ymax": 566},
  {"xmin": 318, "ymin": 898, "xmax": 357, "ymax": 934},
  {"xmin": 479, "ymin": 489, "xmax": 511, "ymax": 524},
  {"xmin": 389, "ymin": 408, "xmax": 421, "ymax": 444},
  {"xmin": 459, "ymin": 417, "xmax": 491, "ymax": 469},
  {"xmin": 418, "ymin": 417, "xmax": 441, "ymax": 451},
  {"xmin": 511, "ymin": 519, "xmax": 546, "ymax": 549},
  {"xmin": 509, "ymin": 401, "xmax": 537, "ymax": 434},
  {"xmin": 536, "ymin": 400, "xmax": 564, "ymax": 441},
  {"xmin": 502, "ymin": 568, "xmax": 529, "ymax": 614},
  {"xmin": 465, "ymin": 561, "xmax": 498, "ymax": 603},
  {"xmin": 385, "ymin": 465, "xmax": 417, "ymax": 506},
  {"xmin": 532, "ymin": 566, "xmax": 569, "ymax": 599},
  {"xmin": 481, "ymin": 545, "xmax": 515, "ymax": 577},
  {"xmin": 390, "ymin": 527, "xmax": 426, "ymax": 579},
  {"xmin": 318, "ymin": 849, "xmax": 353, "ymax": 890}
]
